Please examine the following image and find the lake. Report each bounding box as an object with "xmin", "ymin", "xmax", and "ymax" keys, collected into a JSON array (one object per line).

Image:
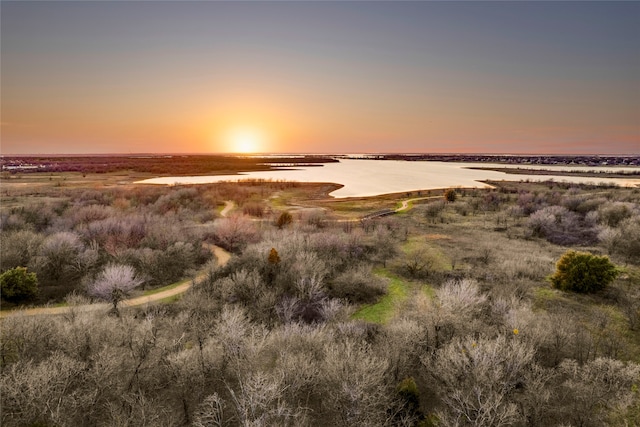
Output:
[{"xmin": 135, "ymin": 159, "xmax": 640, "ymax": 198}]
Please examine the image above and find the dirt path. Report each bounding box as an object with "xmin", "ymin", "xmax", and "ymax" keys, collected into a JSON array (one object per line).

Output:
[
  {"xmin": 2, "ymin": 201, "xmax": 236, "ymax": 318},
  {"xmin": 395, "ymin": 195, "xmax": 442, "ymax": 212},
  {"xmin": 0, "ymin": 301, "xmax": 112, "ymax": 318},
  {"xmin": 0, "ymin": 244, "xmax": 231, "ymax": 318},
  {"xmin": 220, "ymin": 200, "xmax": 235, "ymax": 217}
]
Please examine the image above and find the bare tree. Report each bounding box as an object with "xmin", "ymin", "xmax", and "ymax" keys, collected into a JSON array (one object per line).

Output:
[
  {"xmin": 321, "ymin": 339, "xmax": 391, "ymax": 426},
  {"xmin": 618, "ymin": 216, "xmax": 640, "ymax": 263},
  {"xmin": 556, "ymin": 358, "xmax": 640, "ymax": 426},
  {"xmin": 380, "ymin": 318, "xmax": 427, "ymax": 382},
  {"xmin": 1, "ymin": 351, "xmax": 90, "ymax": 427},
  {"xmin": 214, "ymin": 215, "xmax": 259, "ymax": 253},
  {"xmin": 328, "ymin": 265, "xmax": 386, "ymax": 304},
  {"xmin": 88, "ymin": 264, "xmax": 143, "ymax": 313},
  {"xmin": 284, "ymin": 250, "xmax": 327, "ymax": 297},
  {"xmin": 0, "ymin": 230, "xmax": 43, "ymax": 271},
  {"xmin": 193, "ymin": 393, "xmax": 226, "ymax": 427},
  {"xmin": 35, "ymin": 231, "xmax": 84, "ymax": 285},
  {"xmin": 370, "ymin": 226, "xmax": 398, "ymax": 268},
  {"xmin": 426, "ymin": 335, "xmax": 536, "ymax": 427},
  {"xmin": 227, "ymin": 371, "xmax": 307, "ymax": 427},
  {"xmin": 402, "ymin": 248, "xmax": 434, "ymax": 278},
  {"xmin": 427, "ymin": 279, "xmax": 489, "ymax": 347},
  {"xmin": 436, "ymin": 279, "xmax": 487, "ymax": 315},
  {"xmin": 598, "ymin": 226, "xmax": 621, "ymax": 255}
]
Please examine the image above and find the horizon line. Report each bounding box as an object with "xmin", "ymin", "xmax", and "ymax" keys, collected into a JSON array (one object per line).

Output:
[{"xmin": 2, "ymin": 152, "xmax": 639, "ymax": 157}]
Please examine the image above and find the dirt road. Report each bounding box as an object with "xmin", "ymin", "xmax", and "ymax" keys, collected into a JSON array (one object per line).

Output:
[
  {"xmin": 0, "ymin": 244, "xmax": 231, "ymax": 318},
  {"xmin": 220, "ymin": 200, "xmax": 235, "ymax": 217},
  {"xmin": 395, "ymin": 196, "xmax": 442, "ymax": 212},
  {"xmin": 2, "ymin": 201, "xmax": 238, "ymax": 319}
]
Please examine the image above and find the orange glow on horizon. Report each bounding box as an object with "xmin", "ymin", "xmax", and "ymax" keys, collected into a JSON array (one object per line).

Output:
[{"xmin": 220, "ymin": 126, "xmax": 269, "ymax": 154}]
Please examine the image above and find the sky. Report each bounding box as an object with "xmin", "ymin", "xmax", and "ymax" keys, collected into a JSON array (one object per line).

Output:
[{"xmin": 2, "ymin": 1, "xmax": 639, "ymax": 155}]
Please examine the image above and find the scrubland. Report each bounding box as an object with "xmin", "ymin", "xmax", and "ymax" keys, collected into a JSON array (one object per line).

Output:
[{"xmin": 1, "ymin": 172, "xmax": 640, "ymax": 426}]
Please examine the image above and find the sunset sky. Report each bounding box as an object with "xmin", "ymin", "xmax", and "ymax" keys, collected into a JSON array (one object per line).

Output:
[{"xmin": 2, "ymin": 1, "xmax": 639, "ymax": 155}]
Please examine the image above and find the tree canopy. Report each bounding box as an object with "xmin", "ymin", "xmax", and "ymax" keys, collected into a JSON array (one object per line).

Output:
[
  {"xmin": 550, "ymin": 250, "xmax": 618, "ymax": 293},
  {"xmin": 0, "ymin": 267, "xmax": 39, "ymax": 304}
]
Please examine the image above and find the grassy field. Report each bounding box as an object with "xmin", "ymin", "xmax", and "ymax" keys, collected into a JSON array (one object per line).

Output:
[{"xmin": 352, "ymin": 269, "xmax": 410, "ymax": 323}]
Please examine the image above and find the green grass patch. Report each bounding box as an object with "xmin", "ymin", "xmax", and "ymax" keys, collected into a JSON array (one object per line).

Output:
[
  {"xmin": 0, "ymin": 300, "xmax": 69, "ymax": 312},
  {"xmin": 401, "ymin": 236, "xmax": 423, "ymax": 252},
  {"xmin": 395, "ymin": 200, "xmax": 413, "ymax": 214},
  {"xmin": 401, "ymin": 237, "xmax": 452, "ymax": 271},
  {"xmin": 159, "ymin": 294, "xmax": 183, "ymax": 304},
  {"xmin": 591, "ymin": 305, "xmax": 640, "ymax": 362},
  {"xmin": 268, "ymin": 193, "xmax": 293, "ymax": 209},
  {"xmin": 617, "ymin": 265, "xmax": 640, "ymax": 289},
  {"xmin": 533, "ymin": 286, "xmax": 563, "ymax": 310},
  {"xmin": 422, "ymin": 284, "xmax": 435, "ymax": 298},
  {"xmin": 352, "ymin": 269, "xmax": 409, "ymax": 324},
  {"xmin": 535, "ymin": 287, "xmax": 559, "ymax": 301}
]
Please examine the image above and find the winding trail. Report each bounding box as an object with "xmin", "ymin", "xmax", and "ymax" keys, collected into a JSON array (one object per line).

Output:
[
  {"xmin": 1, "ymin": 244, "xmax": 231, "ymax": 318},
  {"xmin": 220, "ymin": 200, "xmax": 235, "ymax": 217},
  {"xmin": 1, "ymin": 202, "xmax": 236, "ymax": 319},
  {"xmin": 2, "ymin": 196, "xmax": 432, "ymax": 318},
  {"xmin": 395, "ymin": 195, "xmax": 442, "ymax": 212},
  {"xmin": 120, "ymin": 245, "xmax": 230, "ymax": 308}
]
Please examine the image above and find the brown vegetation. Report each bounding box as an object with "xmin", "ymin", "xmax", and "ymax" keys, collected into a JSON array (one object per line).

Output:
[
  {"xmin": 2, "ymin": 173, "xmax": 640, "ymax": 426},
  {"xmin": 1, "ymin": 155, "xmax": 337, "ymax": 175}
]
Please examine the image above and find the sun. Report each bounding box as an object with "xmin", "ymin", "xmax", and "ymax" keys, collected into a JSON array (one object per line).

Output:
[{"xmin": 225, "ymin": 127, "xmax": 265, "ymax": 154}]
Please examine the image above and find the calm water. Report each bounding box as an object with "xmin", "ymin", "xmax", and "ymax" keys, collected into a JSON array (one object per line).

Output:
[{"xmin": 135, "ymin": 159, "xmax": 640, "ymax": 198}]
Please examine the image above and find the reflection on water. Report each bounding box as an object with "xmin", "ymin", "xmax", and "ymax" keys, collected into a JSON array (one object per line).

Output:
[{"xmin": 135, "ymin": 159, "xmax": 640, "ymax": 198}]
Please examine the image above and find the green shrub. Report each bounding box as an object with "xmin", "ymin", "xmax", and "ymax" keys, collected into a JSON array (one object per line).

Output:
[
  {"xmin": 444, "ymin": 189, "xmax": 457, "ymax": 202},
  {"xmin": 392, "ymin": 376, "xmax": 423, "ymax": 423},
  {"xmin": 550, "ymin": 250, "xmax": 618, "ymax": 293},
  {"xmin": 1, "ymin": 266, "xmax": 39, "ymax": 303},
  {"xmin": 275, "ymin": 211, "xmax": 293, "ymax": 229},
  {"xmin": 267, "ymin": 247, "xmax": 281, "ymax": 265},
  {"xmin": 397, "ymin": 376, "xmax": 420, "ymax": 411}
]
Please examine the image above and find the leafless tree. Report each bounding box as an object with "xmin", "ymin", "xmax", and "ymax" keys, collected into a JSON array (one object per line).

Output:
[
  {"xmin": 426, "ymin": 335, "xmax": 536, "ymax": 427},
  {"xmin": 598, "ymin": 201, "xmax": 635, "ymax": 227},
  {"xmin": 87, "ymin": 264, "xmax": 143, "ymax": 313},
  {"xmin": 1, "ymin": 351, "xmax": 91, "ymax": 427},
  {"xmin": 329, "ymin": 265, "xmax": 386, "ymax": 304},
  {"xmin": 380, "ymin": 318, "xmax": 427, "ymax": 382},
  {"xmin": 618, "ymin": 215, "xmax": 640, "ymax": 263},
  {"xmin": 36, "ymin": 231, "xmax": 84, "ymax": 285},
  {"xmin": 306, "ymin": 335, "xmax": 392, "ymax": 426},
  {"xmin": 402, "ymin": 248, "xmax": 435, "ymax": 278},
  {"xmin": 556, "ymin": 358, "xmax": 640, "ymax": 426},
  {"xmin": 598, "ymin": 226, "xmax": 621, "ymax": 255},
  {"xmin": 214, "ymin": 215, "xmax": 260, "ymax": 252},
  {"xmin": 227, "ymin": 371, "xmax": 307, "ymax": 427},
  {"xmin": 0, "ymin": 230, "xmax": 43, "ymax": 271},
  {"xmin": 370, "ymin": 226, "xmax": 398, "ymax": 267},
  {"xmin": 436, "ymin": 279, "xmax": 487, "ymax": 316},
  {"xmin": 193, "ymin": 393, "xmax": 226, "ymax": 427}
]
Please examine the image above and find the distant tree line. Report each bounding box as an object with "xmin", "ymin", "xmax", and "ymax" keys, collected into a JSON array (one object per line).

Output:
[{"xmin": 0, "ymin": 155, "xmax": 337, "ymax": 175}]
